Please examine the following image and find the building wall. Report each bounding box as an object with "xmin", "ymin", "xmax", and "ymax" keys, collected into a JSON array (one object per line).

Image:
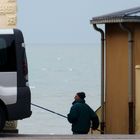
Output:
[
  {"xmin": 135, "ymin": 65, "xmax": 140, "ymax": 133},
  {"xmin": 134, "ymin": 24, "xmax": 140, "ymax": 134},
  {"xmin": 105, "ymin": 23, "xmax": 140, "ymax": 134},
  {"xmin": 0, "ymin": 0, "xmax": 16, "ymax": 28},
  {"xmin": 105, "ymin": 23, "xmax": 129, "ymax": 134},
  {"xmin": 134, "ymin": 24, "xmax": 140, "ymax": 66}
]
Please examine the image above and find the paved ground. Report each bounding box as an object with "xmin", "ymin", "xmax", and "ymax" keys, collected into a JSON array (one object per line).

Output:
[{"xmin": 1, "ymin": 134, "xmax": 140, "ymax": 140}]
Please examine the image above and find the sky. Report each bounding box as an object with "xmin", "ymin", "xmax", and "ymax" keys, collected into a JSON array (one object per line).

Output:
[{"xmin": 17, "ymin": 0, "xmax": 140, "ymax": 44}]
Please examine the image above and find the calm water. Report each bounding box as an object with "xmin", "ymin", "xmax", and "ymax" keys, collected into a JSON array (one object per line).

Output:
[{"xmin": 18, "ymin": 44, "xmax": 101, "ymax": 134}]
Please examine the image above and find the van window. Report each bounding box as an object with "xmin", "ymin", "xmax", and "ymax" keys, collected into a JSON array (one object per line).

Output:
[{"xmin": 0, "ymin": 35, "xmax": 16, "ymax": 72}]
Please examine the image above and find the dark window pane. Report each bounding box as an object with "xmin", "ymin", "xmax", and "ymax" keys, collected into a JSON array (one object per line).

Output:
[{"xmin": 0, "ymin": 35, "xmax": 17, "ymax": 72}]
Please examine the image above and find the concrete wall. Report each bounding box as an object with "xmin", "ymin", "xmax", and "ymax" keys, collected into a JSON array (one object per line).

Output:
[{"xmin": 0, "ymin": 0, "xmax": 16, "ymax": 28}]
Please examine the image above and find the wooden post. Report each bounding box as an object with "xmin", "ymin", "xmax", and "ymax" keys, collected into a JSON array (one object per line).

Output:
[
  {"xmin": 135, "ymin": 65, "xmax": 140, "ymax": 134},
  {"xmin": 0, "ymin": 0, "xmax": 18, "ymax": 133}
]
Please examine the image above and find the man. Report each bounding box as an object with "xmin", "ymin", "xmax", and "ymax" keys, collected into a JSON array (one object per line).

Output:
[{"xmin": 67, "ymin": 92, "xmax": 99, "ymax": 134}]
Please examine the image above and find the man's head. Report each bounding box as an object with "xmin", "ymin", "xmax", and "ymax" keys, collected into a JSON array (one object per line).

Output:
[{"xmin": 74, "ymin": 92, "xmax": 86, "ymax": 100}]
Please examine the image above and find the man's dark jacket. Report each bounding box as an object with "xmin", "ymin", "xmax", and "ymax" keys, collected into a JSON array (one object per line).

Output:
[{"xmin": 67, "ymin": 99, "xmax": 99, "ymax": 134}]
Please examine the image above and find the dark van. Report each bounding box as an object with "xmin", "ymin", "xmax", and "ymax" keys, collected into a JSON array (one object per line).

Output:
[{"xmin": 0, "ymin": 29, "xmax": 32, "ymax": 130}]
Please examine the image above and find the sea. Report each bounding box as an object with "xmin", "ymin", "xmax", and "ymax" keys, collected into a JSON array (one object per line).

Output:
[{"xmin": 18, "ymin": 44, "xmax": 101, "ymax": 134}]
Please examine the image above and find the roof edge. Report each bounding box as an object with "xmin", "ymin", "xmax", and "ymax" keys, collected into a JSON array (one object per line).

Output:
[{"xmin": 90, "ymin": 7, "xmax": 140, "ymax": 24}]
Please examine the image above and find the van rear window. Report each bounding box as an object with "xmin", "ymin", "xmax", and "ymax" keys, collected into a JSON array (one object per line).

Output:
[{"xmin": 0, "ymin": 35, "xmax": 16, "ymax": 72}]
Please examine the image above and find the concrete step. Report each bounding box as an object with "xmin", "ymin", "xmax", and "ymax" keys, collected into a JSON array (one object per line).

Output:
[{"xmin": 0, "ymin": 134, "xmax": 140, "ymax": 140}]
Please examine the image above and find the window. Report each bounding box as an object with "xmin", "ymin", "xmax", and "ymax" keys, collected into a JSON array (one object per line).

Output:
[{"xmin": 0, "ymin": 35, "xmax": 16, "ymax": 72}]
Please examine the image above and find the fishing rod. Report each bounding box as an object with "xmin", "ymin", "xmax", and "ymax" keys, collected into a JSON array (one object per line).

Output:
[
  {"xmin": 31, "ymin": 103, "xmax": 67, "ymax": 118},
  {"xmin": 31, "ymin": 103, "xmax": 103, "ymax": 133}
]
